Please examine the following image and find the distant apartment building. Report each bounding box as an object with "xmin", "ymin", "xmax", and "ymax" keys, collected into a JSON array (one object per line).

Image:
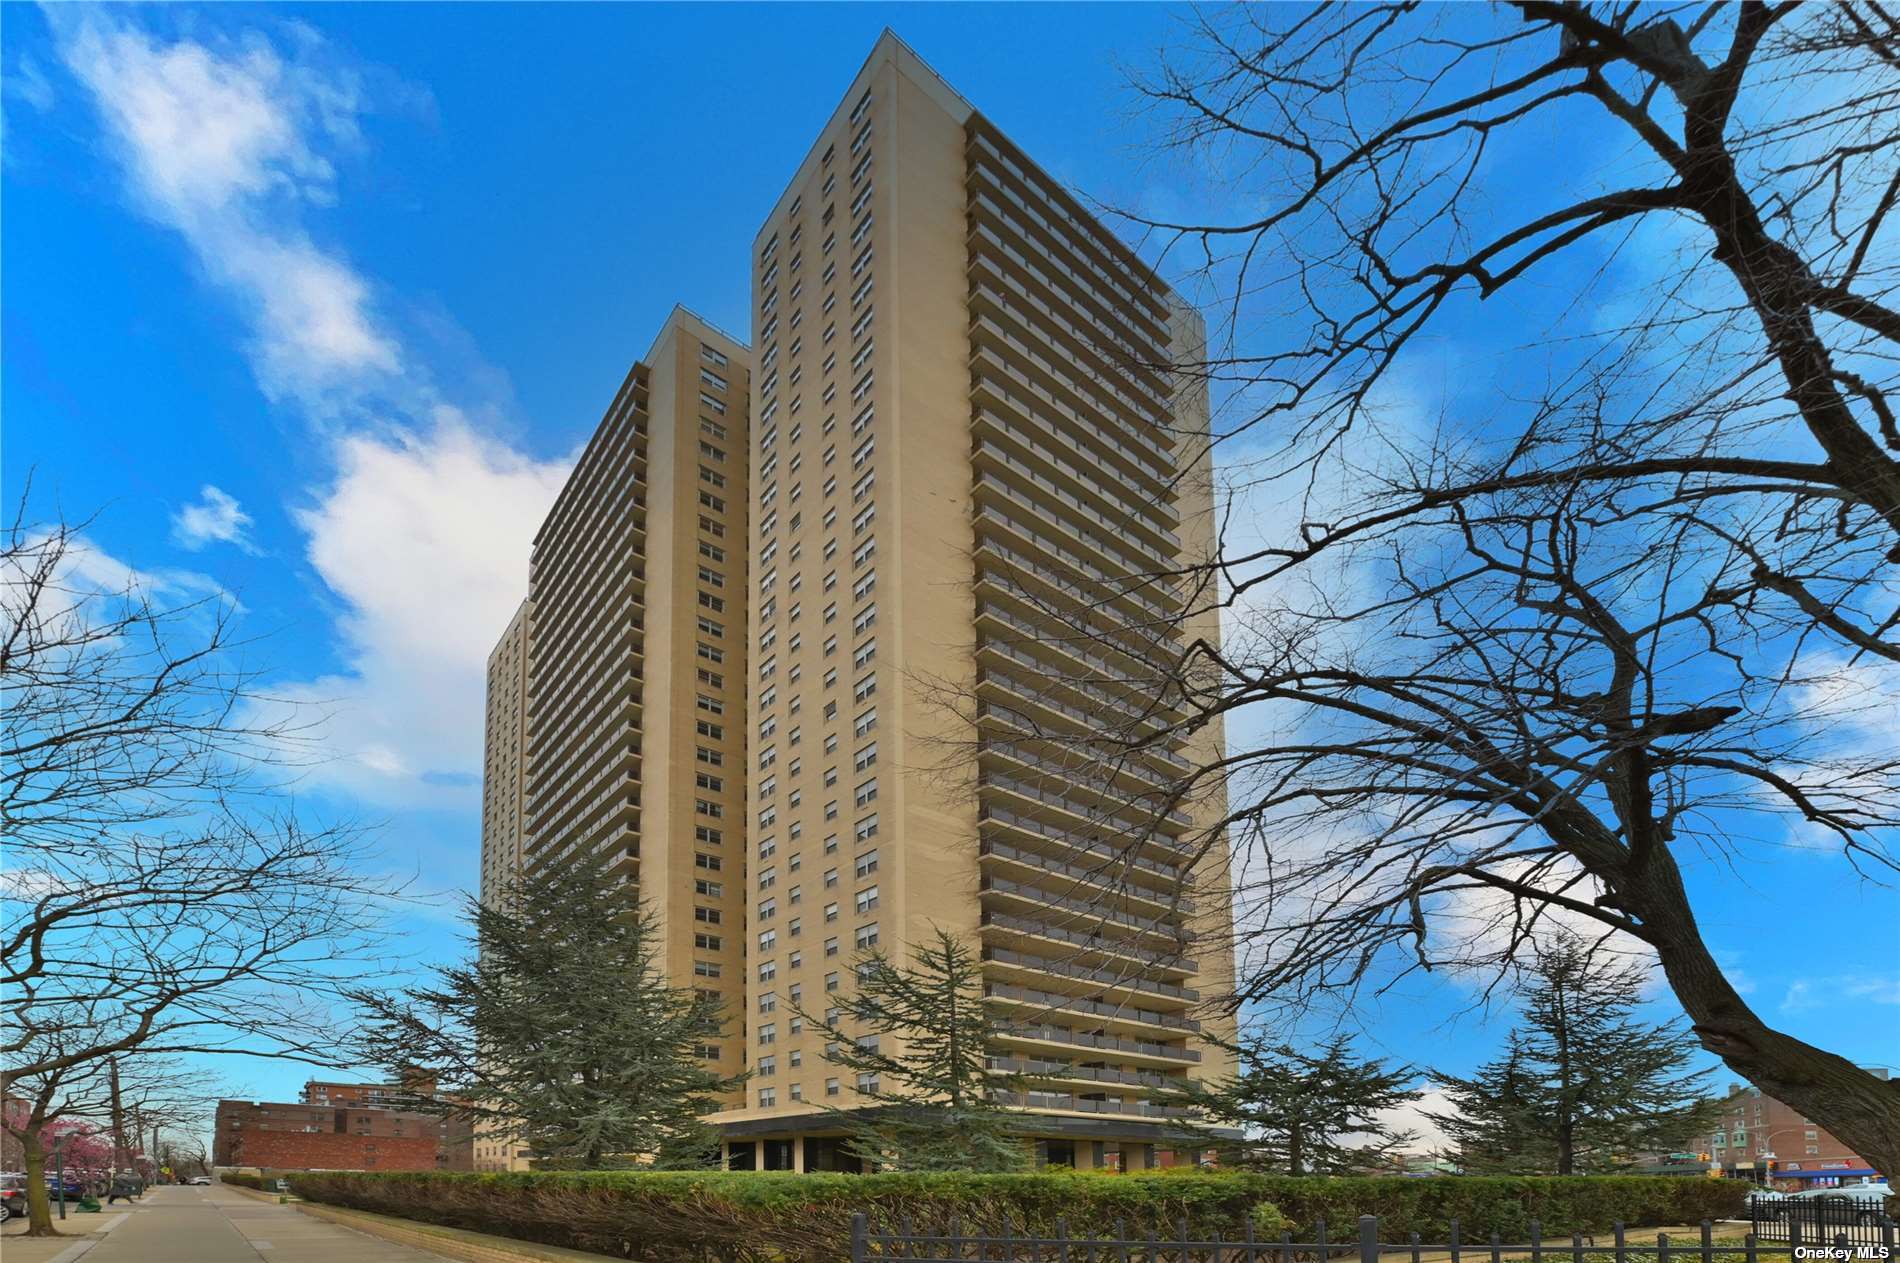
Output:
[
  {"xmin": 213, "ymin": 1100, "xmax": 444, "ymax": 1172},
  {"xmin": 299, "ymin": 1076, "xmax": 435, "ymax": 1110},
  {"xmin": 479, "ymin": 600, "xmax": 532, "ymax": 908},
  {"xmin": 480, "ymin": 305, "xmax": 753, "ymax": 1083},
  {"xmin": 478, "ymin": 33, "xmax": 1238, "ymax": 1173},
  {"xmin": 1698, "ymin": 1075, "xmax": 1888, "ymax": 1185}
]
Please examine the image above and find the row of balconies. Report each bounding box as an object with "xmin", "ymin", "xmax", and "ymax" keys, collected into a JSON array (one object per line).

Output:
[
  {"xmin": 964, "ymin": 126, "xmax": 1173, "ymax": 332},
  {"xmin": 972, "ymin": 515, "xmax": 1179, "ymax": 628},
  {"xmin": 960, "ymin": 174, "xmax": 1172, "ymax": 376},
  {"xmin": 965, "ymin": 224, "xmax": 1170, "ymax": 415},
  {"xmin": 992, "ymin": 1090, "xmax": 1194, "ymax": 1121},
  {"xmin": 970, "ymin": 404, "xmax": 1179, "ymax": 552},
  {"xmin": 529, "ymin": 541, "xmax": 648, "ymax": 671},
  {"xmin": 979, "ymin": 740, "xmax": 1191, "ymax": 829},
  {"xmin": 971, "ymin": 573, "xmax": 1178, "ymax": 680},
  {"xmin": 977, "ymin": 839, "xmax": 1191, "ymax": 922},
  {"xmin": 978, "ymin": 910, "xmax": 1198, "ymax": 978},
  {"xmin": 980, "ymin": 875, "xmax": 1188, "ymax": 946},
  {"xmin": 969, "ymin": 299, "xmax": 1172, "ymax": 471},
  {"xmin": 968, "ymin": 345, "xmax": 1174, "ymax": 502},
  {"xmin": 978, "ymin": 803, "xmax": 1190, "ymax": 878},
  {"xmin": 964, "ymin": 148, "xmax": 1173, "ymax": 355},
  {"xmin": 980, "ymin": 942, "xmax": 1199, "ymax": 1004},
  {"xmin": 984, "ymin": 982, "xmax": 1201, "ymax": 1035},
  {"xmin": 530, "ymin": 462, "xmax": 648, "ymax": 617},
  {"xmin": 980, "ymin": 770, "xmax": 1187, "ymax": 858},
  {"xmin": 986, "ymin": 1055, "xmax": 1186, "ymax": 1094},
  {"xmin": 990, "ymin": 1019, "xmax": 1201, "ymax": 1066},
  {"xmin": 965, "ymin": 235, "xmax": 1170, "ymax": 414},
  {"xmin": 971, "ymin": 445, "xmax": 1175, "ymax": 580}
]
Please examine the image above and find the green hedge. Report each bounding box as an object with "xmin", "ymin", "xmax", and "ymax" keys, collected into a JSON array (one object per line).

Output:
[
  {"xmin": 220, "ymin": 1172, "xmax": 266, "ymax": 1190},
  {"xmin": 1247, "ymin": 1176, "xmax": 1747, "ymax": 1240},
  {"xmin": 287, "ymin": 1168, "xmax": 1277, "ymax": 1260},
  {"xmin": 285, "ymin": 1170, "xmax": 1745, "ymax": 1262}
]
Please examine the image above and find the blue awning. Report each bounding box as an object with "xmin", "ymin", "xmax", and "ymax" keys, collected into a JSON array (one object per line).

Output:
[{"xmin": 1777, "ymin": 1169, "xmax": 1880, "ymax": 1180}]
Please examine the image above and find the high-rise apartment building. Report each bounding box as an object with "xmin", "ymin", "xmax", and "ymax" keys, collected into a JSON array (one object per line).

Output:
[
  {"xmin": 478, "ymin": 33, "xmax": 1238, "ymax": 1174},
  {"xmin": 479, "ymin": 599, "xmax": 532, "ymax": 909},
  {"xmin": 714, "ymin": 32, "xmax": 1236, "ymax": 1173},
  {"xmin": 479, "ymin": 306, "xmax": 753, "ymax": 1089}
]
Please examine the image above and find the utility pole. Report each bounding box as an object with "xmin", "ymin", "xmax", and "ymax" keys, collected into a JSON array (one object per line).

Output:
[{"xmin": 109, "ymin": 1058, "xmax": 127, "ymax": 1172}]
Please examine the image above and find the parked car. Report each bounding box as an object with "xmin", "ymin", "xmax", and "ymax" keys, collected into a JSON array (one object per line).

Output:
[
  {"xmin": 43, "ymin": 1174, "xmax": 84, "ymax": 1199},
  {"xmin": 1, "ymin": 1174, "xmax": 29, "ymax": 1223},
  {"xmin": 188, "ymin": 1175, "xmax": 211, "ymax": 1186},
  {"xmin": 1780, "ymin": 1181, "xmax": 1892, "ymax": 1224}
]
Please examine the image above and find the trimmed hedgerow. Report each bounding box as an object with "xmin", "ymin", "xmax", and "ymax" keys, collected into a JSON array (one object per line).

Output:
[
  {"xmin": 220, "ymin": 1171, "xmax": 266, "ymax": 1190},
  {"xmin": 287, "ymin": 1168, "xmax": 1277, "ymax": 1260},
  {"xmin": 1246, "ymin": 1176, "xmax": 1747, "ymax": 1240},
  {"xmin": 284, "ymin": 1170, "xmax": 1744, "ymax": 1262}
]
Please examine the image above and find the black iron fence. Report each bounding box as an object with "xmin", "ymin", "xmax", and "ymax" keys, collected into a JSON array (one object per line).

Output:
[
  {"xmin": 1750, "ymin": 1197, "xmax": 1896, "ymax": 1252},
  {"xmin": 852, "ymin": 1212, "xmax": 1897, "ymax": 1263}
]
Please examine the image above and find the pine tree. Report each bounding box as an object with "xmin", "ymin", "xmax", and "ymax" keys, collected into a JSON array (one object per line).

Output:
[
  {"xmin": 1167, "ymin": 1034, "xmax": 1421, "ymax": 1174},
  {"xmin": 797, "ymin": 927, "xmax": 1028, "ymax": 1172},
  {"xmin": 354, "ymin": 863, "xmax": 743, "ymax": 1169},
  {"xmin": 1429, "ymin": 937, "xmax": 1718, "ymax": 1174}
]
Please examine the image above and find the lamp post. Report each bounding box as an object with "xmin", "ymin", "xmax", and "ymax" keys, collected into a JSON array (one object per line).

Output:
[{"xmin": 51, "ymin": 1131, "xmax": 69, "ymax": 1221}]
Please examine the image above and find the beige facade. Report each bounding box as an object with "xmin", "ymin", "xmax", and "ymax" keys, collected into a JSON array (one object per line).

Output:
[
  {"xmin": 715, "ymin": 32, "xmax": 1237, "ymax": 1172},
  {"xmin": 476, "ymin": 308, "xmax": 753, "ymax": 1173},
  {"xmin": 479, "ymin": 599, "xmax": 532, "ymax": 910}
]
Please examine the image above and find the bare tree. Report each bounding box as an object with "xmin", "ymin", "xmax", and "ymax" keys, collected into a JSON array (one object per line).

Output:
[
  {"xmin": 1011, "ymin": 0, "xmax": 1900, "ymax": 1175},
  {"xmin": 1, "ymin": 506, "xmax": 394, "ymax": 1235},
  {"xmin": 0, "ymin": 1051, "xmax": 212, "ymax": 1233}
]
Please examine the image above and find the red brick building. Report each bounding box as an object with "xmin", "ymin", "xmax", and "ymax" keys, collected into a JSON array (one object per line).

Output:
[
  {"xmin": 1695, "ymin": 1076, "xmax": 1887, "ymax": 1187},
  {"xmin": 298, "ymin": 1077, "xmax": 436, "ymax": 1111},
  {"xmin": 213, "ymin": 1100, "xmax": 441, "ymax": 1172}
]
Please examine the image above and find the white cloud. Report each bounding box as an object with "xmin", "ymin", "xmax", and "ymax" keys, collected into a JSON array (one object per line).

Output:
[
  {"xmin": 51, "ymin": 9, "xmax": 398, "ymax": 406},
  {"xmin": 1374, "ymin": 1085, "xmax": 1458, "ymax": 1155},
  {"xmin": 172, "ymin": 484, "xmax": 256, "ymax": 552},
  {"xmin": 1781, "ymin": 975, "xmax": 1900, "ymax": 1014},
  {"xmin": 266, "ymin": 416, "xmax": 567, "ymax": 804},
  {"xmin": 52, "ymin": 12, "xmax": 570, "ymax": 808},
  {"xmin": 6, "ymin": 53, "xmax": 56, "ymax": 112}
]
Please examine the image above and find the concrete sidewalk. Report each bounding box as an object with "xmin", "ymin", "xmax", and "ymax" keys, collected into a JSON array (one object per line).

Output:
[{"xmin": 0, "ymin": 1183, "xmax": 455, "ymax": 1263}]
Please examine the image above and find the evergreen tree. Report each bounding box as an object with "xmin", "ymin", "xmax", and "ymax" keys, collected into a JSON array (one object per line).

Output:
[
  {"xmin": 1166, "ymin": 1034, "xmax": 1421, "ymax": 1174},
  {"xmin": 354, "ymin": 863, "xmax": 743, "ymax": 1168},
  {"xmin": 797, "ymin": 927, "xmax": 1028, "ymax": 1172},
  {"xmin": 1429, "ymin": 937, "xmax": 1718, "ymax": 1175}
]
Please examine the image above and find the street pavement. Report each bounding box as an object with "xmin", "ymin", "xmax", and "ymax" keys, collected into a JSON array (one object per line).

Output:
[{"xmin": 1, "ymin": 1182, "xmax": 456, "ymax": 1263}]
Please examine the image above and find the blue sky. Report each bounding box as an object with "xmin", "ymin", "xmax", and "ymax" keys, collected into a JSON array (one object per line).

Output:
[{"xmin": 4, "ymin": 3, "xmax": 1893, "ymax": 1127}]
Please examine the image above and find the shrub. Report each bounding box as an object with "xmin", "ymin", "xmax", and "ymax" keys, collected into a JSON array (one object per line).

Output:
[
  {"xmin": 284, "ymin": 1169, "xmax": 1745, "ymax": 1261},
  {"xmin": 220, "ymin": 1172, "xmax": 265, "ymax": 1191},
  {"xmin": 1246, "ymin": 1176, "xmax": 1748, "ymax": 1239},
  {"xmin": 286, "ymin": 1167, "xmax": 1277, "ymax": 1260}
]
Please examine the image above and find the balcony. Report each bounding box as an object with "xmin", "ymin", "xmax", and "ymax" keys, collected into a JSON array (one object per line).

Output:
[
  {"xmin": 991, "ymin": 1020, "xmax": 1201, "ymax": 1066},
  {"xmin": 993, "ymin": 1090, "xmax": 1194, "ymax": 1121},
  {"xmin": 979, "ymin": 803, "xmax": 1191, "ymax": 876},
  {"xmin": 982, "ymin": 943, "xmax": 1199, "ymax": 1004},
  {"xmin": 980, "ymin": 875, "xmax": 1188, "ymax": 948},
  {"xmin": 987, "ymin": 1056, "xmax": 1186, "ymax": 1094},
  {"xmin": 979, "ymin": 910, "xmax": 1197, "ymax": 978},
  {"xmin": 978, "ymin": 839, "xmax": 1192, "ymax": 920},
  {"xmin": 984, "ymin": 982, "xmax": 1201, "ymax": 1034}
]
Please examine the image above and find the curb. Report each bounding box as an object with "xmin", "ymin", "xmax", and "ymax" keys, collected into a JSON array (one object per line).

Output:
[{"xmin": 293, "ymin": 1201, "xmax": 617, "ymax": 1263}]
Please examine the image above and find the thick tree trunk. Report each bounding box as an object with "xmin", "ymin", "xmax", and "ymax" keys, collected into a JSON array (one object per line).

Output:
[
  {"xmin": 21, "ymin": 1129, "xmax": 58, "ymax": 1237},
  {"xmin": 1622, "ymin": 850, "xmax": 1900, "ymax": 1182},
  {"xmin": 1288, "ymin": 1122, "xmax": 1305, "ymax": 1176}
]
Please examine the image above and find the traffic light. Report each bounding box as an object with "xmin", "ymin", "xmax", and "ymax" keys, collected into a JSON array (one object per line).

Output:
[{"xmin": 1699, "ymin": 1153, "xmax": 1711, "ymax": 1162}]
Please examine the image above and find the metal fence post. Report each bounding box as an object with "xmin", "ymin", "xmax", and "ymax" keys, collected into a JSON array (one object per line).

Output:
[
  {"xmin": 1700, "ymin": 1220, "xmax": 1712, "ymax": 1263},
  {"xmin": 852, "ymin": 1212, "xmax": 869, "ymax": 1263},
  {"xmin": 1361, "ymin": 1214, "xmax": 1380, "ymax": 1263}
]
